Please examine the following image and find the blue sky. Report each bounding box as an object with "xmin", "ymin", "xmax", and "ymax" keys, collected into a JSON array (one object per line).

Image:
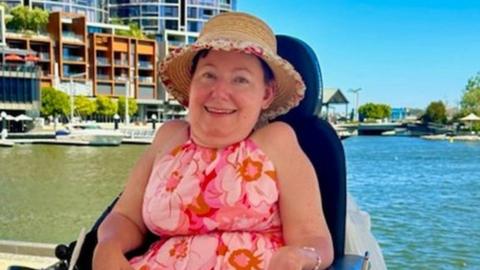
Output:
[{"xmin": 237, "ymin": 0, "xmax": 480, "ymax": 109}]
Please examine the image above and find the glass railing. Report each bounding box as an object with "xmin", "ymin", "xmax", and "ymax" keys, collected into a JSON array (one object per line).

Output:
[
  {"xmin": 138, "ymin": 76, "xmax": 153, "ymax": 83},
  {"xmin": 138, "ymin": 61, "xmax": 153, "ymax": 69},
  {"xmin": 96, "ymin": 74, "xmax": 110, "ymax": 80},
  {"xmin": 115, "ymin": 76, "xmax": 129, "ymax": 82},
  {"xmin": 62, "ymin": 31, "xmax": 84, "ymax": 42},
  {"xmin": 167, "ymin": 40, "xmax": 185, "ymax": 47},
  {"xmin": 64, "ymin": 72, "xmax": 86, "ymax": 78},
  {"xmin": 97, "ymin": 57, "xmax": 110, "ymax": 65},
  {"xmin": 63, "ymin": 55, "xmax": 85, "ymax": 62},
  {"xmin": 39, "ymin": 52, "xmax": 50, "ymax": 60},
  {"xmin": 114, "ymin": 59, "xmax": 129, "ymax": 66}
]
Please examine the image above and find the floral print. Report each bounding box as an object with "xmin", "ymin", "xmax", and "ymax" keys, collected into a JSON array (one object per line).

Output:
[{"xmin": 130, "ymin": 138, "xmax": 283, "ymax": 269}]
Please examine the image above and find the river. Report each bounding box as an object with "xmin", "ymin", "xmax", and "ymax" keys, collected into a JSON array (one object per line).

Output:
[{"xmin": 1, "ymin": 136, "xmax": 479, "ymax": 269}]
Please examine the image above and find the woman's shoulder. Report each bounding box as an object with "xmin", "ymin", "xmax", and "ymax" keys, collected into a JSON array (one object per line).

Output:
[
  {"xmin": 250, "ymin": 121, "xmax": 299, "ymax": 159},
  {"xmin": 252, "ymin": 121, "xmax": 297, "ymax": 144},
  {"xmin": 151, "ymin": 119, "xmax": 189, "ymax": 152}
]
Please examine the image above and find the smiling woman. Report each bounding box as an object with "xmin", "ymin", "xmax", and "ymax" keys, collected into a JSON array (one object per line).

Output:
[
  {"xmin": 188, "ymin": 50, "xmax": 275, "ymax": 148},
  {"xmin": 93, "ymin": 12, "xmax": 334, "ymax": 270}
]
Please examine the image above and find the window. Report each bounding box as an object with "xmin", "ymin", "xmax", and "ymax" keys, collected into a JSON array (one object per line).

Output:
[
  {"xmin": 163, "ymin": 6, "xmax": 178, "ymax": 17},
  {"xmin": 165, "ymin": 20, "xmax": 178, "ymax": 30},
  {"xmin": 188, "ymin": 36, "xmax": 197, "ymax": 44},
  {"xmin": 187, "ymin": 21, "xmax": 198, "ymax": 32},
  {"xmin": 142, "ymin": 19, "xmax": 157, "ymax": 27},
  {"xmin": 142, "ymin": 5, "xmax": 158, "ymax": 14},
  {"xmin": 187, "ymin": 7, "xmax": 197, "ymax": 18}
]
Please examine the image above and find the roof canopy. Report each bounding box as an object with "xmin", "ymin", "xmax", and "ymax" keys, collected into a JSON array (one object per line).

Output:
[
  {"xmin": 460, "ymin": 113, "xmax": 480, "ymax": 121},
  {"xmin": 322, "ymin": 88, "xmax": 349, "ymax": 105}
]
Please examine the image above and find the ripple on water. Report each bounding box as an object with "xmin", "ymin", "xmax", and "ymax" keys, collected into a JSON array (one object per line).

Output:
[{"xmin": 343, "ymin": 136, "xmax": 480, "ymax": 270}]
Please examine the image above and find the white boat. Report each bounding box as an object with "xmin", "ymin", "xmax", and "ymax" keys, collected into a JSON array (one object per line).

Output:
[{"xmin": 55, "ymin": 124, "xmax": 124, "ymax": 146}]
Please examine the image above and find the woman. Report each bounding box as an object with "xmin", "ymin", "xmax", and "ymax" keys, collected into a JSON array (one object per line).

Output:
[{"xmin": 93, "ymin": 12, "xmax": 333, "ymax": 270}]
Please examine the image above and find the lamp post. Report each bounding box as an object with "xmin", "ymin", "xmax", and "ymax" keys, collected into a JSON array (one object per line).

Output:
[
  {"xmin": 151, "ymin": 114, "xmax": 157, "ymax": 130},
  {"xmin": 348, "ymin": 88, "xmax": 362, "ymax": 122},
  {"xmin": 113, "ymin": 114, "xmax": 120, "ymax": 130},
  {"xmin": 125, "ymin": 80, "xmax": 130, "ymax": 126},
  {"xmin": 1, "ymin": 111, "xmax": 6, "ymax": 140},
  {"xmin": 69, "ymin": 72, "xmax": 87, "ymax": 123},
  {"xmin": 125, "ymin": 66, "xmax": 137, "ymax": 126}
]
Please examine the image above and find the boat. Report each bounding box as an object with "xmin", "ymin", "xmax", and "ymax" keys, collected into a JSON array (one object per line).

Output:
[
  {"xmin": 333, "ymin": 124, "xmax": 357, "ymax": 140},
  {"xmin": 55, "ymin": 124, "xmax": 124, "ymax": 146}
]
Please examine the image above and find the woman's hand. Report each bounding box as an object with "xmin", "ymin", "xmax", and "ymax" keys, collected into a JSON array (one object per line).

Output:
[
  {"xmin": 267, "ymin": 246, "xmax": 321, "ymax": 270},
  {"xmin": 92, "ymin": 241, "xmax": 135, "ymax": 270}
]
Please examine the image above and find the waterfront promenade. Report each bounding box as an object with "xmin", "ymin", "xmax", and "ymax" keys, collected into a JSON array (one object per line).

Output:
[
  {"xmin": 0, "ymin": 240, "xmax": 57, "ymax": 270},
  {"xmin": 0, "ymin": 122, "xmax": 158, "ymax": 147}
]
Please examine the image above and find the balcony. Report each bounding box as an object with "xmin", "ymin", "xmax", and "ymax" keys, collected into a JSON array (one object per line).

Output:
[
  {"xmin": 97, "ymin": 57, "xmax": 111, "ymax": 66},
  {"xmin": 138, "ymin": 61, "xmax": 153, "ymax": 69},
  {"xmin": 138, "ymin": 76, "xmax": 153, "ymax": 84},
  {"xmin": 62, "ymin": 31, "xmax": 84, "ymax": 43},
  {"xmin": 167, "ymin": 40, "xmax": 185, "ymax": 47},
  {"xmin": 115, "ymin": 76, "xmax": 129, "ymax": 82},
  {"xmin": 96, "ymin": 74, "xmax": 111, "ymax": 80},
  {"xmin": 38, "ymin": 52, "xmax": 50, "ymax": 61},
  {"xmin": 63, "ymin": 55, "xmax": 85, "ymax": 62},
  {"xmin": 114, "ymin": 59, "xmax": 129, "ymax": 66},
  {"xmin": 64, "ymin": 72, "xmax": 86, "ymax": 79}
]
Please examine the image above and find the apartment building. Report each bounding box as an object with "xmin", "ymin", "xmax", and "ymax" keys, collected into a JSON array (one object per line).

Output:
[
  {"xmin": 0, "ymin": 0, "xmax": 108, "ymax": 22},
  {"xmin": 3, "ymin": 33, "xmax": 54, "ymax": 87},
  {"xmin": 90, "ymin": 33, "xmax": 157, "ymax": 101},
  {"xmin": 1, "ymin": 11, "xmax": 157, "ymax": 118}
]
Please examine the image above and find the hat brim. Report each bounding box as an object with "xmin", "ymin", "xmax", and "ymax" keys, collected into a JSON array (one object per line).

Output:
[{"xmin": 160, "ymin": 39, "xmax": 306, "ymax": 120}]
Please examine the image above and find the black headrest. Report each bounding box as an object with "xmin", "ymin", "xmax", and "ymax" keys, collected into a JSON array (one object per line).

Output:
[{"xmin": 275, "ymin": 35, "xmax": 323, "ymax": 122}]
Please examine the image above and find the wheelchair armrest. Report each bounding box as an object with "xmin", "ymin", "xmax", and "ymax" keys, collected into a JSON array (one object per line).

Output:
[{"xmin": 328, "ymin": 254, "xmax": 368, "ymax": 270}]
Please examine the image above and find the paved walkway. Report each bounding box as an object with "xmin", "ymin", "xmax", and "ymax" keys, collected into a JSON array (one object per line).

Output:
[{"xmin": 0, "ymin": 252, "xmax": 57, "ymax": 270}]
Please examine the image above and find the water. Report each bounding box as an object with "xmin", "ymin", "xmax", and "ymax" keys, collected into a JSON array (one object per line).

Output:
[
  {"xmin": 344, "ymin": 136, "xmax": 480, "ymax": 269},
  {"xmin": 0, "ymin": 137, "xmax": 479, "ymax": 269},
  {"xmin": 0, "ymin": 144, "xmax": 146, "ymax": 244}
]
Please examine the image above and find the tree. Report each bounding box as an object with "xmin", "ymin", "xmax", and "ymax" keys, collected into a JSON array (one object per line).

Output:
[
  {"xmin": 95, "ymin": 95, "xmax": 117, "ymax": 117},
  {"xmin": 358, "ymin": 103, "xmax": 391, "ymax": 120},
  {"xmin": 6, "ymin": 6, "xmax": 48, "ymax": 33},
  {"xmin": 6, "ymin": 5, "xmax": 29, "ymax": 32},
  {"xmin": 117, "ymin": 96, "xmax": 138, "ymax": 118},
  {"xmin": 74, "ymin": 96, "xmax": 97, "ymax": 119},
  {"xmin": 28, "ymin": 8, "xmax": 49, "ymax": 33},
  {"xmin": 423, "ymin": 101, "xmax": 447, "ymax": 124},
  {"xmin": 113, "ymin": 19, "xmax": 145, "ymax": 39},
  {"xmin": 40, "ymin": 86, "xmax": 70, "ymax": 118},
  {"xmin": 460, "ymin": 72, "xmax": 480, "ymax": 116}
]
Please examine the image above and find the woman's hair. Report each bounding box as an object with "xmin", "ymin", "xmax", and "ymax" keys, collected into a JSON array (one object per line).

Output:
[{"xmin": 190, "ymin": 49, "xmax": 275, "ymax": 84}]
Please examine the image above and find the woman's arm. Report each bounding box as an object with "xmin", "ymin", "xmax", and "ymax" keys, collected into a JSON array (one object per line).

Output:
[
  {"xmin": 93, "ymin": 120, "xmax": 189, "ymax": 270},
  {"xmin": 255, "ymin": 122, "xmax": 334, "ymax": 270}
]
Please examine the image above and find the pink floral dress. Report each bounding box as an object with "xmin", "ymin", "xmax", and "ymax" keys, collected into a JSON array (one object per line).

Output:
[{"xmin": 129, "ymin": 137, "xmax": 284, "ymax": 270}]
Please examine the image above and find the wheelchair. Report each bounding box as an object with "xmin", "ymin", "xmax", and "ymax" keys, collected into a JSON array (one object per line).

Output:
[{"xmin": 9, "ymin": 35, "xmax": 370, "ymax": 270}]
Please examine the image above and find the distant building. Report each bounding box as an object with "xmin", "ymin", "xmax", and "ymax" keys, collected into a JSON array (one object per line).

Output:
[
  {"xmin": 391, "ymin": 107, "xmax": 408, "ymax": 122},
  {"xmin": 1, "ymin": 11, "xmax": 158, "ymax": 119},
  {"xmin": 0, "ymin": 0, "xmax": 109, "ymax": 23},
  {"xmin": 109, "ymin": 0, "xmax": 237, "ymax": 38},
  {"xmin": 319, "ymin": 88, "xmax": 349, "ymax": 121},
  {"xmin": 0, "ymin": 5, "xmax": 40, "ymax": 120}
]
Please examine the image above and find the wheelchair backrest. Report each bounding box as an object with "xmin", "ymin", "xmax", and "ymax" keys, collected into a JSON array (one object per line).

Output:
[{"xmin": 275, "ymin": 35, "xmax": 347, "ymax": 259}]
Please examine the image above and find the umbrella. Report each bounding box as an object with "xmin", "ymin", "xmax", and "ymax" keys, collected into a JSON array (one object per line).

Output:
[
  {"xmin": 1, "ymin": 114, "xmax": 15, "ymax": 121},
  {"xmin": 460, "ymin": 113, "xmax": 480, "ymax": 132},
  {"xmin": 460, "ymin": 113, "xmax": 480, "ymax": 122},
  {"xmin": 25, "ymin": 54, "xmax": 40, "ymax": 62},
  {"xmin": 5, "ymin": 54, "xmax": 24, "ymax": 61},
  {"xmin": 15, "ymin": 114, "xmax": 33, "ymax": 121}
]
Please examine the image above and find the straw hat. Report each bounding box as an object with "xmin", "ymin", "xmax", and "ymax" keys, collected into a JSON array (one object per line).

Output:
[{"xmin": 160, "ymin": 12, "xmax": 306, "ymax": 120}]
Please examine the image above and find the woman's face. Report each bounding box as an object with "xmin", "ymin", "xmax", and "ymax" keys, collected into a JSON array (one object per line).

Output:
[{"xmin": 188, "ymin": 50, "xmax": 274, "ymax": 147}]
